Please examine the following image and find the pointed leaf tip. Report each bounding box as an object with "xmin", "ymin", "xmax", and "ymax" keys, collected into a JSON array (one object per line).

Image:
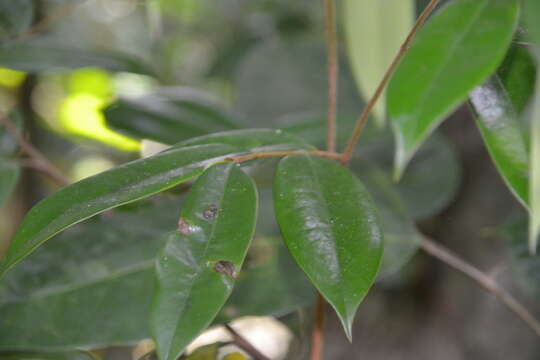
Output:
[{"xmin": 273, "ymin": 154, "xmax": 383, "ymax": 338}]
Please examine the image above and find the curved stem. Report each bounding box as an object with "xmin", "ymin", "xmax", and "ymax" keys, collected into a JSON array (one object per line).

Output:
[
  {"xmin": 420, "ymin": 237, "xmax": 540, "ymax": 338},
  {"xmin": 224, "ymin": 324, "xmax": 270, "ymax": 360},
  {"xmin": 325, "ymin": 0, "xmax": 338, "ymax": 153},
  {"xmin": 341, "ymin": 0, "xmax": 441, "ymax": 164}
]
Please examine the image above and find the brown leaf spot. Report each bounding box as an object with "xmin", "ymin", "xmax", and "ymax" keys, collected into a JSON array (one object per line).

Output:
[
  {"xmin": 177, "ymin": 218, "xmax": 190, "ymax": 235},
  {"xmin": 203, "ymin": 204, "xmax": 218, "ymax": 219},
  {"xmin": 211, "ymin": 260, "xmax": 237, "ymax": 279}
]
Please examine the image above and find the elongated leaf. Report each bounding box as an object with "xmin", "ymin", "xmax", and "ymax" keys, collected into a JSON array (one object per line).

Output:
[
  {"xmin": 273, "ymin": 154, "xmax": 383, "ymax": 338},
  {"xmin": 343, "ymin": 0, "xmax": 414, "ymax": 126},
  {"xmin": 104, "ymin": 88, "xmax": 240, "ymax": 145},
  {"xmin": 0, "ymin": 144, "xmax": 238, "ymax": 277},
  {"xmin": 151, "ymin": 163, "xmax": 257, "ymax": 360},
  {"xmin": 388, "ymin": 0, "xmax": 519, "ymax": 178},
  {"xmin": 0, "ymin": 0, "xmax": 33, "ymax": 41},
  {"xmin": 470, "ymin": 77, "xmax": 529, "ymax": 207},
  {"xmin": 0, "ymin": 43, "xmax": 154, "ymax": 74},
  {"xmin": 529, "ymin": 80, "xmax": 540, "ymax": 253},
  {"xmin": 0, "ymin": 196, "xmax": 307, "ymax": 350},
  {"xmin": 524, "ymin": 0, "xmax": 540, "ymax": 253},
  {"xmin": 174, "ymin": 128, "xmax": 313, "ymax": 150},
  {"xmin": 0, "ymin": 158, "xmax": 19, "ymax": 208}
]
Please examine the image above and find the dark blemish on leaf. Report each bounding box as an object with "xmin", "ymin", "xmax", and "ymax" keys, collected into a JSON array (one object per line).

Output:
[
  {"xmin": 210, "ymin": 260, "xmax": 237, "ymax": 279},
  {"xmin": 203, "ymin": 204, "xmax": 218, "ymax": 219},
  {"xmin": 177, "ymin": 218, "xmax": 190, "ymax": 235}
]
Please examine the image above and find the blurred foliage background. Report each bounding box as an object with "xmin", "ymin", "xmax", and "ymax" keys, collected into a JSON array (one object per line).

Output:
[{"xmin": 0, "ymin": 0, "xmax": 538, "ymax": 359}]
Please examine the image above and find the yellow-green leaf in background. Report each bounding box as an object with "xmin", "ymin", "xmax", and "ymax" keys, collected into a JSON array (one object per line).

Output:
[{"xmin": 343, "ymin": 0, "xmax": 414, "ymax": 126}]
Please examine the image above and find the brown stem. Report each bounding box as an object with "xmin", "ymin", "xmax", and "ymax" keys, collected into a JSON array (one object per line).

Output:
[
  {"xmin": 0, "ymin": 113, "xmax": 70, "ymax": 186},
  {"xmin": 420, "ymin": 237, "xmax": 540, "ymax": 338},
  {"xmin": 324, "ymin": 0, "xmax": 338, "ymax": 153},
  {"xmin": 341, "ymin": 0, "xmax": 441, "ymax": 164},
  {"xmin": 224, "ymin": 324, "xmax": 270, "ymax": 360},
  {"xmin": 226, "ymin": 150, "xmax": 342, "ymax": 164},
  {"xmin": 310, "ymin": 294, "xmax": 325, "ymax": 360}
]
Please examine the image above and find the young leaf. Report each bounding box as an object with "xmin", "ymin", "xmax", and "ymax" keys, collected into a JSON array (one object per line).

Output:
[
  {"xmin": 151, "ymin": 163, "xmax": 257, "ymax": 360},
  {"xmin": 273, "ymin": 154, "xmax": 383, "ymax": 338},
  {"xmin": 0, "ymin": 43, "xmax": 155, "ymax": 74},
  {"xmin": 388, "ymin": 0, "xmax": 520, "ymax": 179},
  {"xmin": 104, "ymin": 88, "xmax": 240, "ymax": 145},
  {"xmin": 470, "ymin": 77, "xmax": 529, "ymax": 207},
  {"xmin": 529, "ymin": 80, "xmax": 540, "ymax": 253},
  {"xmin": 524, "ymin": 0, "xmax": 540, "ymax": 253},
  {"xmin": 343, "ymin": 0, "xmax": 414, "ymax": 126},
  {"xmin": 0, "ymin": 144, "xmax": 238, "ymax": 277}
]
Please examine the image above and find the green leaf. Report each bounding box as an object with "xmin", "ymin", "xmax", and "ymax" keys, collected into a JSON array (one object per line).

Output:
[
  {"xmin": 0, "ymin": 0, "xmax": 33, "ymax": 41},
  {"xmin": 273, "ymin": 154, "xmax": 383, "ymax": 338},
  {"xmin": 0, "ymin": 351, "xmax": 98, "ymax": 360},
  {"xmin": 343, "ymin": 0, "xmax": 414, "ymax": 126},
  {"xmin": 388, "ymin": 0, "xmax": 520, "ymax": 179},
  {"xmin": 151, "ymin": 163, "xmax": 257, "ymax": 360},
  {"xmin": 497, "ymin": 45, "xmax": 537, "ymax": 114},
  {"xmin": 104, "ymin": 88, "xmax": 240, "ymax": 145},
  {"xmin": 0, "ymin": 144, "xmax": 238, "ymax": 277},
  {"xmin": 0, "ymin": 158, "xmax": 19, "ymax": 208},
  {"xmin": 0, "ymin": 43, "xmax": 155, "ymax": 74},
  {"xmin": 174, "ymin": 128, "xmax": 314, "ymax": 151},
  {"xmin": 470, "ymin": 77, "xmax": 529, "ymax": 207},
  {"xmin": 184, "ymin": 344, "xmax": 220, "ymax": 360}
]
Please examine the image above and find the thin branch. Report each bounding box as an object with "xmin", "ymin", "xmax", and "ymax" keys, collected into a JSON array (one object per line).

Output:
[
  {"xmin": 341, "ymin": 0, "xmax": 441, "ymax": 164},
  {"xmin": 16, "ymin": 1, "xmax": 82, "ymax": 41},
  {"xmin": 226, "ymin": 150, "xmax": 342, "ymax": 164},
  {"xmin": 310, "ymin": 294, "xmax": 325, "ymax": 360},
  {"xmin": 324, "ymin": 0, "xmax": 338, "ymax": 153},
  {"xmin": 224, "ymin": 324, "xmax": 270, "ymax": 360},
  {"xmin": 0, "ymin": 113, "xmax": 70, "ymax": 186},
  {"xmin": 420, "ymin": 237, "xmax": 540, "ymax": 338}
]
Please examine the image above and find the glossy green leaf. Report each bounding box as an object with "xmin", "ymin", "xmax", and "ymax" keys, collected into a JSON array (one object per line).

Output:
[
  {"xmin": 0, "ymin": 43, "xmax": 154, "ymax": 74},
  {"xmin": 0, "ymin": 158, "xmax": 19, "ymax": 208},
  {"xmin": 151, "ymin": 163, "xmax": 257, "ymax": 360},
  {"xmin": 0, "ymin": 195, "xmax": 306, "ymax": 350},
  {"xmin": 0, "ymin": 0, "xmax": 33, "ymax": 41},
  {"xmin": 104, "ymin": 88, "xmax": 239, "ymax": 145},
  {"xmin": 388, "ymin": 0, "xmax": 520, "ymax": 179},
  {"xmin": 273, "ymin": 154, "xmax": 383, "ymax": 338},
  {"xmin": 343, "ymin": 0, "xmax": 414, "ymax": 126},
  {"xmin": 0, "ymin": 144, "xmax": 238, "ymax": 277},
  {"xmin": 497, "ymin": 45, "xmax": 537, "ymax": 114},
  {"xmin": 174, "ymin": 128, "xmax": 314, "ymax": 151},
  {"xmin": 470, "ymin": 77, "xmax": 529, "ymax": 207},
  {"xmin": 0, "ymin": 351, "xmax": 98, "ymax": 360}
]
